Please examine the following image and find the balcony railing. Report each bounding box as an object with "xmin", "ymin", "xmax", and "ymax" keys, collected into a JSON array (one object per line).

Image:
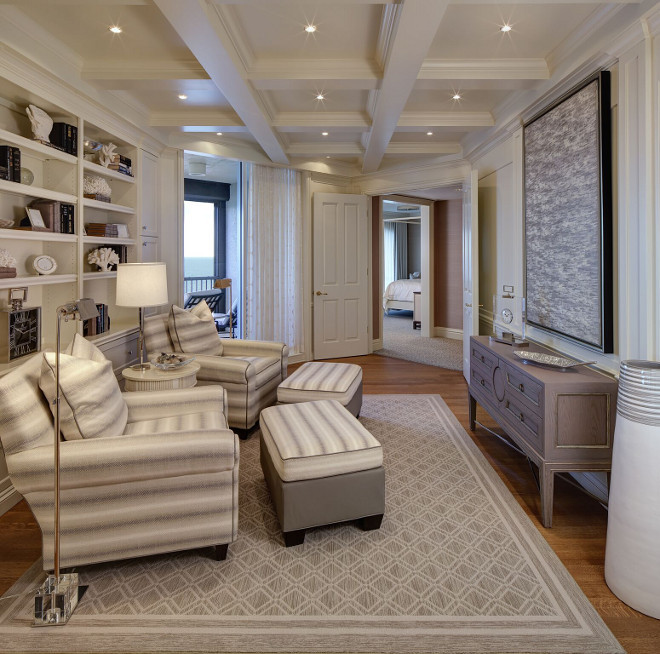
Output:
[{"xmin": 183, "ymin": 276, "xmax": 216, "ymax": 294}]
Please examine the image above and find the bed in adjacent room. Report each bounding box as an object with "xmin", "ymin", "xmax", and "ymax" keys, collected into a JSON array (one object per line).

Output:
[{"xmin": 383, "ymin": 278, "xmax": 421, "ymax": 312}]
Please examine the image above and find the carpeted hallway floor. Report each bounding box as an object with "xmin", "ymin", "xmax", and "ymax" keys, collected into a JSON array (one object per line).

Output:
[{"xmin": 376, "ymin": 310, "xmax": 463, "ymax": 370}]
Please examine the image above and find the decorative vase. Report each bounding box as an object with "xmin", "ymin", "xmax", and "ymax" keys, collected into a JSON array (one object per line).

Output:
[{"xmin": 604, "ymin": 360, "xmax": 660, "ymax": 619}]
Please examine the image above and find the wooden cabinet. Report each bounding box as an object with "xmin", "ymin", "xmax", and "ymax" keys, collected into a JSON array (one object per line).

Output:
[{"xmin": 468, "ymin": 335, "xmax": 618, "ymax": 528}]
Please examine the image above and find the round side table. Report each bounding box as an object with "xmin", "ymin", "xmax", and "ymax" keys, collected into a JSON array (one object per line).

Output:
[{"xmin": 122, "ymin": 362, "xmax": 201, "ymax": 392}]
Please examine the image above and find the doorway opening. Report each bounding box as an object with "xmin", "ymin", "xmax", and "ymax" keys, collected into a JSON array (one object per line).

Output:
[{"xmin": 183, "ymin": 154, "xmax": 241, "ymax": 337}]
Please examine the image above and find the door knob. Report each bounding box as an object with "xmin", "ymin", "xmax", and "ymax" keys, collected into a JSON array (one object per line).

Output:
[{"xmin": 315, "ymin": 291, "xmax": 328, "ymax": 296}]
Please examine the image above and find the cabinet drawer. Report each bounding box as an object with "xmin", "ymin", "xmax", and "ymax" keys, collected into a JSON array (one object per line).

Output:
[
  {"xmin": 100, "ymin": 333, "xmax": 139, "ymax": 374},
  {"xmin": 502, "ymin": 393, "xmax": 543, "ymax": 453},
  {"xmin": 503, "ymin": 362, "xmax": 543, "ymax": 410},
  {"xmin": 471, "ymin": 341, "xmax": 498, "ymax": 373},
  {"xmin": 471, "ymin": 364, "xmax": 495, "ymax": 400}
]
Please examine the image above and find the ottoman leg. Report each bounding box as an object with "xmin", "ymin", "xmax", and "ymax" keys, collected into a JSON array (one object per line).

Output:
[
  {"xmin": 283, "ymin": 529, "xmax": 306, "ymax": 547},
  {"xmin": 360, "ymin": 514, "xmax": 384, "ymax": 531}
]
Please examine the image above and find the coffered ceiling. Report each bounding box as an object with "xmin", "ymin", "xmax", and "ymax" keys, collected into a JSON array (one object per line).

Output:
[{"xmin": 8, "ymin": 0, "xmax": 645, "ymax": 176}]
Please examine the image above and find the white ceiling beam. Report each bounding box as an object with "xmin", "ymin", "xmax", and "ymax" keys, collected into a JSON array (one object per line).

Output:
[
  {"xmin": 82, "ymin": 60, "xmax": 208, "ymax": 82},
  {"xmin": 419, "ymin": 59, "xmax": 549, "ymax": 80},
  {"xmin": 273, "ymin": 112, "xmax": 371, "ymax": 132},
  {"xmin": 398, "ymin": 111, "xmax": 494, "ymax": 128},
  {"xmin": 153, "ymin": 0, "xmax": 289, "ymax": 164},
  {"xmin": 286, "ymin": 142, "xmax": 462, "ymax": 156},
  {"xmin": 150, "ymin": 110, "xmax": 245, "ymax": 128},
  {"xmin": 362, "ymin": 0, "xmax": 451, "ymax": 173},
  {"xmin": 210, "ymin": 1, "xmax": 639, "ymax": 4}
]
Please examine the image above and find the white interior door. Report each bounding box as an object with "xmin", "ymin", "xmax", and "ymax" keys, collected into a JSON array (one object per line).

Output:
[
  {"xmin": 462, "ymin": 169, "xmax": 479, "ymax": 382},
  {"xmin": 313, "ymin": 193, "xmax": 369, "ymax": 359}
]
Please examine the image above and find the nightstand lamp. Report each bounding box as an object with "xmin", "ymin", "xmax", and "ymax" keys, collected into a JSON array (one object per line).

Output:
[{"xmin": 116, "ymin": 263, "xmax": 168, "ymax": 370}]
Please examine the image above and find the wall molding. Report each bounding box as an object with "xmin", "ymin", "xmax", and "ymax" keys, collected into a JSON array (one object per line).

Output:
[
  {"xmin": 0, "ymin": 481, "xmax": 20, "ymax": 516},
  {"xmin": 433, "ymin": 327, "xmax": 463, "ymax": 341},
  {"xmin": 372, "ymin": 338, "xmax": 383, "ymax": 352}
]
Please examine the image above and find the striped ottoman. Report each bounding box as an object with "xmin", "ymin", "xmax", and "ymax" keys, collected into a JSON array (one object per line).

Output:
[
  {"xmin": 260, "ymin": 399, "xmax": 385, "ymax": 547},
  {"xmin": 276, "ymin": 361, "xmax": 363, "ymax": 417}
]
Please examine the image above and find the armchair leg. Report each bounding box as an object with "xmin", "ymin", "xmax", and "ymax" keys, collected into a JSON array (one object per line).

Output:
[
  {"xmin": 235, "ymin": 428, "xmax": 250, "ymax": 440},
  {"xmin": 283, "ymin": 529, "xmax": 306, "ymax": 547},
  {"xmin": 213, "ymin": 544, "xmax": 229, "ymax": 561}
]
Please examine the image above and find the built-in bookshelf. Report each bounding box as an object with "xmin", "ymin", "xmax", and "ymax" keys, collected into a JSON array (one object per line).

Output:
[{"xmin": 0, "ymin": 77, "xmax": 146, "ymax": 376}]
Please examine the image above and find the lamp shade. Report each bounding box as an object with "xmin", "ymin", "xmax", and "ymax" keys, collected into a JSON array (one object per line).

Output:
[{"xmin": 116, "ymin": 262, "xmax": 168, "ymax": 307}]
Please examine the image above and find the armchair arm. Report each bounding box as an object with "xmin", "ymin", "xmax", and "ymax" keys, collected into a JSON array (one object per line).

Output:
[
  {"xmin": 7, "ymin": 430, "xmax": 238, "ymax": 495},
  {"xmin": 194, "ymin": 354, "xmax": 254, "ymax": 384},
  {"xmin": 123, "ymin": 386, "xmax": 227, "ymax": 423},
  {"xmin": 222, "ymin": 340, "xmax": 289, "ymax": 380}
]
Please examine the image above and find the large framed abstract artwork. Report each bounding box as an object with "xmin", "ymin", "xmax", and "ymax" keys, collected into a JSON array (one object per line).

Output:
[{"xmin": 523, "ymin": 71, "xmax": 613, "ymax": 353}]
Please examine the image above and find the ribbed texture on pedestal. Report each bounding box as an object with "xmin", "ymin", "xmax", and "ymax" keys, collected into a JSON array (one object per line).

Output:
[{"xmin": 617, "ymin": 360, "xmax": 660, "ymax": 427}]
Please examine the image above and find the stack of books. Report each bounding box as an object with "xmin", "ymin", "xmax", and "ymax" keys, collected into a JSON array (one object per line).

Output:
[
  {"xmin": 27, "ymin": 200, "xmax": 75, "ymax": 234},
  {"xmin": 85, "ymin": 223, "xmax": 118, "ymax": 238},
  {"xmin": 83, "ymin": 303, "xmax": 110, "ymax": 336},
  {"xmin": 0, "ymin": 145, "xmax": 21, "ymax": 182},
  {"xmin": 108, "ymin": 153, "xmax": 132, "ymax": 177},
  {"xmin": 49, "ymin": 123, "xmax": 78, "ymax": 156}
]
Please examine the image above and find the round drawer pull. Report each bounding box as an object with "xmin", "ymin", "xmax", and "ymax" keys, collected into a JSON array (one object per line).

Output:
[
  {"xmin": 128, "ymin": 349, "xmax": 133, "ymax": 355},
  {"xmin": 505, "ymin": 401, "xmax": 510, "ymax": 408},
  {"xmin": 519, "ymin": 383, "xmax": 525, "ymax": 392},
  {"xmin": 480, "ymin": 355, "xmax": 485, "ymax": 363},
  {"xmin": 143, "ymin": 242, "xmax": 148, "ymax": 247},
  {"xmin": 480, "ymin": 379, "xmax": 485, "ymax": 386},
  {"xmin": 518, "ymin": 413, "xmax": 524, "ymax": 422}
]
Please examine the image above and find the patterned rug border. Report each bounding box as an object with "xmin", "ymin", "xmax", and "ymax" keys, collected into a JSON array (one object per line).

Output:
[{"xmin": 0, "ymin": 395, "xmax": 622, "ymax": 654}]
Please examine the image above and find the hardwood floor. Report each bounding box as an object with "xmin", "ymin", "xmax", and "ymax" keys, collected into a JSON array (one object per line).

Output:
[{"xmin": 1, "ymin": 354, "xmax": 658, "ymax": 652}]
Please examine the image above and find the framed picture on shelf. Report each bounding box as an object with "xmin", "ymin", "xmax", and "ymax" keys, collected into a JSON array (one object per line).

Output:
[{"xmin": 22, "ymin": 207, "xmax": 50, "ymax": 232}]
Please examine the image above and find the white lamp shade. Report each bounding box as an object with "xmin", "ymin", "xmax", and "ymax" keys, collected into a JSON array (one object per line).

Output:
[{"xmin": 116, "ymin": 262, "xmax": 168, "ymax": 307}]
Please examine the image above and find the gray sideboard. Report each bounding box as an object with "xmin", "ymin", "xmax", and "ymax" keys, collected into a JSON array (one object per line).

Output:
[{"xmin": 468, "ymin": 335, "xmax": 618, "ymax": 528}]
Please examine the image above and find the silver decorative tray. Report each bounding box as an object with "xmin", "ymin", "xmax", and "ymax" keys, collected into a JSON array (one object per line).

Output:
[
  {"xmin": 151, "ymin": 355, "xmax": 195, "ymax": 370},
  {"xmin": 513, "ymin": 351, "xmax": 593, "ymax": 371}
]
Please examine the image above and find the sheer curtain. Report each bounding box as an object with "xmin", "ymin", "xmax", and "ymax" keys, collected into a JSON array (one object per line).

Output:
[
  {"xmin": 244, "ymin": 163, "xmax": 304, "ymax": 354},
  {"xmin": 384, "ymin": 221, "xmax": 408, "ymax": 288}
]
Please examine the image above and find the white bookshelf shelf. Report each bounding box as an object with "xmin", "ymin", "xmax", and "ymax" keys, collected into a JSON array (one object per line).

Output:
[
  {"xmin": 0, "ymin": 273, "xmax": 77, "ymax": 289},
  {"xmin": 0, "ymin": 127, "xmax": 77, "ymax": 165},
  {"xmin": 83, "ymin": 236, "xmax": 134, "ymax": 246},
  {"xmin": 0, "ymin": 228, "xmax": 77, "ymax": 243},
  {"xmin": 83, "ymin": 160, "xmax": 135, "ymax": 184},
  {"xmin": 0, "ymin": 178, "xmax": 77, "ymax": 204},
  {"xmin": 83, "ymin": 198, "xmax": 135, "ymax": 214},
  {"xmin": 83, "ymin": 271, "xmax": 117, "ymax": 280}
]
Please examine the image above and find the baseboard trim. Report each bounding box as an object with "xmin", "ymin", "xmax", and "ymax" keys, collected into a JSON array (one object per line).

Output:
[
  {"xmin": 0, "ymin": 484, "xmax": 20, "ymax": 516},
  {"xmin": 372, "ymin": 338, "xmax": 383, "ymax": 351},
  {"xmin": 288, "ymin": 352, "xmax": 309, "ymax": 365},
  {"xmin": 433, "ymin": 327, "xmax": 463, "ymax": 341}
]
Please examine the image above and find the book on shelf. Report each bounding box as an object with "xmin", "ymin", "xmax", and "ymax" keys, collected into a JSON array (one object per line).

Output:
[
  {"xmin": 83, "ymin": 303, "xmax": 110, "ymax": 337},
  {"xmin": 0, "ymin": 145, "xmax": 21, "ymax": 183},
  {"xmin": 85, "ymin": 222, "xmax": 119, "ymax": 237},
  {"xmin": 49, "ymin": 122, "xmax": 77, "ymax": 156},
  {"xmin": 107, "ymin": 162, "xmax": 133, "ymax": 176},
  {"xmin": 111, "ymin": 153, "xmax": 131, "ymax": 167},
  {"xmin": 27, "ymin": 200, "xmax": 75, "ymax": 234}
]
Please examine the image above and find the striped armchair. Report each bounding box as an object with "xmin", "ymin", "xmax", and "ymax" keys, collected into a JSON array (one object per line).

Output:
[
  {"xmin": 144, "ymin": 312, "xmax": 288, "ymax": 432},
  {"xmin": 0, "ymin": 355, "xmax": 239, "ymax": 570}
]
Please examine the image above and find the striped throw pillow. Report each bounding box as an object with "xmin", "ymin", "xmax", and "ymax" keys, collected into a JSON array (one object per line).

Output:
[
  {"xmin": 39, "ymin": 353, "xmax": 128, "ymax": 441},
  {"xmin": 66, "ymin": 332, "xmax": 107, "ymax": 363},
  {"xmin": 168, "ymin": 301, "xmax": 222, "ymax": 356}
]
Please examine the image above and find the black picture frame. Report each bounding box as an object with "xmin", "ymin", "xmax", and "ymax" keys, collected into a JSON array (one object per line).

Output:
[{"xmin": 523, "ymin": 71, "xmax": 613, "ymax": 353}]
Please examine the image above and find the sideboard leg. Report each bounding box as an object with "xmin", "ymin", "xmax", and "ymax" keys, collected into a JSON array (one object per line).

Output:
[
  {"xmin": 468, "ymin": 394, "xmax": 477, "ymax": 431},
  {"xmin": 540, "ymin": 465, "xmax": 555, "ymax": 528}
]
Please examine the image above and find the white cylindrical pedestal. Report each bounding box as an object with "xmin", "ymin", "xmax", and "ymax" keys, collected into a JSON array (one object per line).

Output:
[{"xmin": 604, "ymin": 360, "xmax": 660, "ymax": 619}]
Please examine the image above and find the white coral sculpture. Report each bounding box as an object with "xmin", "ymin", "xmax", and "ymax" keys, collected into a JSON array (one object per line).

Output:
[
  {"xmin": 88, "ymin": 247, "xmax": 119, "ymax": 272},
  {"xmin": 83, "ymin": 174, "xmax": 112, "ymax": 199},
  {"xmin": 0, "ymin": 248, "xmax": 17, "ymax": 269},
  {"xmin": 99, "ymin": 142, "xmax": 117, "ymax": 168}
]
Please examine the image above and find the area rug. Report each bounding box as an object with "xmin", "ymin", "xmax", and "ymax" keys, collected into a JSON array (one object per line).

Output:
[
  {"xmin": 0, "ymin": 395, "xmax": 622, "ymax": 654},
  {"xmin": 376, "ymin": 312, "xmax": 463, "ymax": 370}
]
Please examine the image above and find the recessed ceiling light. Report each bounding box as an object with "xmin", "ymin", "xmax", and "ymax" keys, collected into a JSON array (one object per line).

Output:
[
  {"xmin": 452, "ymin": 93, "xmax": 461, "ymax": 100},
  {"xmin": 108, "ymin": 25, "xmax": 122, "ymax": 34},
  {"xmin": 305, "ymin": 24, "xmax": 317, "ymax": 33},
  {"xmin": 326, "ymin": 156, "xmax": 331, "ymax": 159},
  {"xmin": 500, "ymin": 24, "xmax": 512, "ymax": 33},
  {"xmin": 322, "ymin": 131, "xmax": 329, "ymax": 136},
  {"xmin": 178, "ymin": 94, "xmax": 188, "ymax": 100},
  {"xmin": 426, "ymin": 131, "xmax": 433, "ymax": 136},
  {"xmin": 216, "ymin": 132, "xmax": 223, "ymax": 136},
  {"xmin": 316, "ymin": 93, "xmax": 325, "ymax": 100}
]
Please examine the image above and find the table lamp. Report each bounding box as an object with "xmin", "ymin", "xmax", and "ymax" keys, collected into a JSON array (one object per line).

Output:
[{"xmin": 116, "ymin": 263, "xmax": 168, "ymax": 370}]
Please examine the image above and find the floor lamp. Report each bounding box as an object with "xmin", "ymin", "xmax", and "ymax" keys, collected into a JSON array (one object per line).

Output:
[
  {"xmin": 34, "ymin": 298, "xmax": 99, "ymax": 627},
  {"xmin": 116, "ymin": 263, "xmax": 168, "ymax": 369}
]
